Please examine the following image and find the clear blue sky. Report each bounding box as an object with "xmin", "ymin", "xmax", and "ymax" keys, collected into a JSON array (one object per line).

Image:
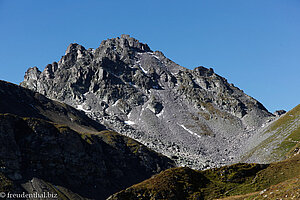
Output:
[{"xmin": 0, "ymin": 0, "xmax": 299, "ymax": 112}]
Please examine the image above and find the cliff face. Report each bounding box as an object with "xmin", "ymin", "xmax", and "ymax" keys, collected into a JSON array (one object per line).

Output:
[
  {"xmin": 21, "ymin": 35, "xmax": 274, "ymax": 169},
  {"xmin": 0, "ymin": 81, "xmax": 174, "ymax": 200}
]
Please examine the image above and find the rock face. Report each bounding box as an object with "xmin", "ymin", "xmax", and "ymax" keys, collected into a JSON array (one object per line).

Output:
[
  {"xmin": 273, "ymin": 110, "xmax": 286, "ymax": 117},
  {"xmin": 21, "ymin": 34, "xmax": 274, "ymax": 169},
  {"xmin": 0, "ymin": 81, "xmax": 174, "ymax": 199}
]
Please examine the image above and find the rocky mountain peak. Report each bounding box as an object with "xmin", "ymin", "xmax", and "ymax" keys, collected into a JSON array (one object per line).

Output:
[
  {"xmin": 99, "ymin": 34, "xmax": 151, "ymax": 53},
  {"xmin": 93, "ymin": 34, "xmax": 152, "ymax": 64},
  {"xmin": 21, "ymin": 35, "xmax": 274, "ymax": 169},
  {"xmin": 24, "ymin": 66, "xmax": 41, "ymax": 79},
  {"xmin": 23, "ymin": 66, "xmax": 41, "ymax": 90},
  {"xmin": 65, "ymin": 43, "xmax": 86, "ymax": 55}
]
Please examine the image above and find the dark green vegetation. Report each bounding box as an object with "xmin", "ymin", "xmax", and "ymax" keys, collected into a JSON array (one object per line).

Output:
[
  {"xmin": 0, "ymin": 81, "xmax": 174, "ymax": 200},
  {"xmin": 108, "ymin": 154, "xmax": 300, "ymax": 200}
]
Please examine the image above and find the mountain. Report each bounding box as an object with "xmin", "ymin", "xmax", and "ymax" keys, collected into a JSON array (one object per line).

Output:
[
  {"xmin": 21, "ymin": 35, "xmax": 275, "ymax": 169},
  {"xmin": 107, "ymin": 154, "xmax": 300, "ymax": 200},
  {"xmin": 0, "ymin": 80, "xmax": 174, "ymax": 199}
]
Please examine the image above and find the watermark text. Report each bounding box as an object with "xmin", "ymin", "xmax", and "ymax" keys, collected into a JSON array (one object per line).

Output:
[{"xmin": 0, "ymin": 191, "xmax": 58, "ymax": 199}]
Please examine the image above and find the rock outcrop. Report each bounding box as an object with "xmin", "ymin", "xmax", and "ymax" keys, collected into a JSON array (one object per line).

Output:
[
  {"xmin": 273, "ymin": 109, "xmax": 286, "ymax": 117},
  {"xmin": 21, "ymin": 35, "xmax": 274, "ymax": 169}
]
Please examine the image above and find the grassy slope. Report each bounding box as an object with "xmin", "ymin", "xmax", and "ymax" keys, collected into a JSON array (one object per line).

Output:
[
  {"xmin": 109, "ymin": 154, "xmax": 300, "ymax": 200},
  {"xmin": 241, "ymin": 104, "xmax": 300, "ymax": 163},
  {"xmin": 268, "ymin": 105, "xmax": 300, "ymax": 160},
  {"xmin": 219, "ymin": 175, "xmax": 300, "ymax": 200}
]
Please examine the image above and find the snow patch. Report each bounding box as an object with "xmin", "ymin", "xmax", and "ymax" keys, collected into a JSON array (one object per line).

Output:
[
  {"xmin": 156, "ymin": 109, "xmax": 164, "ymax": 118},
  {"xmin": 128, "ymin": 111, "xmax": 132, "ymax": 118},
  {"xmin": 112, "ymin": 100, "xmax": 118, "ymax": 107},
  {"xmin": 140, "ymin": 66, "xmax": 148, "ymax": 74},
  {"xmin": 124, "ymin": 120, "xmax": 135, "ymax": 125},
  {"xmin": 127, "ymin": 82, "xmax": 138, "ymax": 88},
  {"xmin": 152, "ymin": 55, "xmax": 160, "ymax": 60},
  {"xmin": 76, "ymin": 104, "xmax": 91, "ymax": 113},
  {"xmin": 77, "ymin": 105, "xmax": 84, "ymax": 110},
  {"xmin": 140, "ymin": 107, "xmax": 145, "ymax": 116},
  {"xmin": 180, "ymin": 124, "xmax": 201, "ymax": 139},
  {"xmin": 77, "ymin": 50, "xmax": 83, "ymax": 59}
]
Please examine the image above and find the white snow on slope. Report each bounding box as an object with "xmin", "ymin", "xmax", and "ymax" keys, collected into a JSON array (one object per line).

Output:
[
  {"xmin": 180, "ymin": 124, "xmax": 201, "ymax": 139},
  {"xmin": 76, "ymin": 104, "xmax": 91, "ymax": 113},
  {"xmin": 156, "ymin": 109, "xmax": 164, "ymax": 118},
  {"xmin": 125, "ymin": 120, "xmax": 135, "ymax": 125},
  {"xmin": 140, "ymin": 66, "xmax": 148, "ymax": 74}
]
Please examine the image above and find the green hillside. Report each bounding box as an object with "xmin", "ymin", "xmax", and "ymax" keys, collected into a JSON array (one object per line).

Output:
[
  {"xmin": 108, "ymin": 154, "xmax": 300, "ymax": 200},
  {"xmin": 241, "ymin": 104, "xmax": 300, "ymax": 163}
]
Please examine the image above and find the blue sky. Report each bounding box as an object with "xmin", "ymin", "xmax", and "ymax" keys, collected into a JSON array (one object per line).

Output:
[{"xmin": 0, "ymin": 0, "xmax": 299, "ymax": 112}]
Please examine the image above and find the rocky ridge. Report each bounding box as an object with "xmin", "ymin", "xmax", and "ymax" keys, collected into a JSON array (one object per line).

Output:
[{"xmin": 21, "ymin": 34, "xmax": 274, "ymax": 169}]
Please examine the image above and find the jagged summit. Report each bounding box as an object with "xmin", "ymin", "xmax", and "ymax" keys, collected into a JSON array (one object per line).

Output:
[
  {"xmin": 65, "ymin": 43, "xmax": 86, "ymax": 55},
  {"xmin": 21, "ymin": 35, "xmax": 274, "ymax": 169},
  {"xmin": 99, "ymin": 34, "xmax": 152, "ymax": 52}
]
